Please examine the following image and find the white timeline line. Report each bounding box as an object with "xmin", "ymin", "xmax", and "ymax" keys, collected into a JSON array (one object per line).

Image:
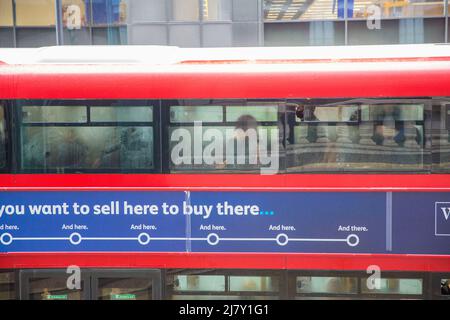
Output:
[{"xmin": 0, "ymin": 232, "xmax": 360, "ymax": 247}]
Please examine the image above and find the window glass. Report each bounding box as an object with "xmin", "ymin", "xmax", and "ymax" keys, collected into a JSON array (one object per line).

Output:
[
  {"xmin": 15, "ymin": 0, "xmax": 56, "ymax": 26},
  {"xmin": 441, "ymin": 279, "xmax": 450, "ymax": 296},
  {"xmin": 0, "ymin": 271, "xmax": 15, "ymax": 300},
  {"xmin": 22, "ymin": 106, "xmax": 87, "ymax": 123},
  {"xmin": 203, "ymin": 0, "xmax": 231, "ymax": 21},
  {"xmin": 91, "ymin": 106, "xmax": 153, "ymax": 122},
  {"xmin": 350, "ymin": 0, "xmax": 444, "ymax": 19},
  {"xmin": 97, "ymin": 277, "xmax": 152, "ymax": 300},
  {"xmin": 296, "ymin": 276, "xmax": 358, "ymax": 294},
  {"xmin": 0, "ymin": 0, "xmax": 13, "ymax": 26},
  {"xmin": 92, "ymin": 0, "xmax": 127, "ymax": 25},
  {"xmin": 0, "ymin": 106, "xmax": 6, "ymax": 169},
  {"xmin": 287, "ymin": 102, "xmax": 426, "ymax": 172},
  {"xmin": 264, "ymin": 0, "xmax": 339, "ymax": 21},
  {"xmin": 298, "ymin": 105, "xmax": 359, "ymax": 122},
  {"xmin": 62, "ymin": 0, "xmax": 88, "ymax": 28},
  {"xmin": 169, "ymin": 102, "xmax": 280, "ymax": 174},
  {"xmin": 29, "ymin": 277, "xmax": 83, "ymax": 300},
  {"xmin": 173, "ymin": 275, "xmax": 225, "ymax": 292},
  {"xmin": 226, "ymin": 106, "xmax": 278, "ymax": 122},
  {"xmin": 229, "ymin": 276, "xmax": 278, "ymax": 292},
  {"xmin": 170, "ymin": 106, "xmax": 223, "ymax": 123},
  {"xmin": 172, "ymin": 294, "xmax": 277, "ymax": 300},
  {"xmin": 361, "ymin": 278, "xmax": 423, "ymax": 295},
  {"xmin": 19, "ymin": 104, "xmax": 154, "ymax": 172},
  {"xmin": 172, "ymin": 0, "xmax": 200, "ymax": 21}
]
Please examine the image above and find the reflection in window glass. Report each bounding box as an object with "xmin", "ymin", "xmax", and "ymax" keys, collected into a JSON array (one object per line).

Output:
[
  {"xmin": 172, "ymin": 295, "xmax": 278, "ymax": 300},
  {"xmin": 361, "ymin": 278, "xmax": 423, "ymax": 295},
  {"xmin": 226, "ymin": 106, "xmax": 278, "ymax": 122},
  {"xmin": 203, "ymin": 0, "xmax": 231, "ymax": 21},
  {"xmin": 441, "ymin": 279, "xmax": 450, "ymax": 295},
  {"xmin": 296, "ymin": 276, "xmax": 357, "ymax": 294},
  {"xmin": 29, "ymin": 277, "xmax": 83, "ymax": 300},
  {"xmin": 22, "ymin": 106, "xmax": 87, "ymax": 123},
  {"xmin": 264, "ymin": 0, "xmax": 339, "ymax": 21},
  {"xmin": 0, "ymin": 272, "xmax": 14, "ymax": 300},
  {"xmin": 350, "ymin": 0, "xmax": 444, "ymax": 19},
  {"xmin": 297, "ymin": 105, "xmax": 359, "ymax": 122},
  {"xmin": 98, "ymin": 278, "xmax": 152, "ymax": 300},
  {"xmin": 0, "ymin": 0, "xmax": 13, "ymax": 26},
  {"xmin": 91, "ymin": 106, "xmax": 153, "ymax": 122},
  {"xmin": 173, "ymin": 0, "xmax": 200, "ymax": 21},
  {"xmin": 229, "ymin": 276, "xmax": 278, "ymax": 292},
  {"xmin": 173, "ymin": 275, "xmax": 225, "ymax": 292},
  {"xmin": 170, "ymin": 106, "xmax": 223, "ymax": 123},
  {"xmin": 0, "ymin": 106, "xmax": 6, "ymax": 169},
  {"xmin": 22, "ymin": 126, "xmax": 153, "ymax": 171},
  {"xmin": 287, "ymin": 103, "xmax": 426, "ymax": 172},
  {"xmin": 16, "ymin": 0, "xmax": 56, "ymax": 26},
  {"xmin": 62, "ymin": 0, "xmax": 88, "ymax": 28}
]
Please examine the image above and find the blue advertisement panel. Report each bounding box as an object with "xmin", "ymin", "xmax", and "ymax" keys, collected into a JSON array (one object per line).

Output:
[{"xmin": 0, "ymin": 191, "xmax": 449, "ymax": 254}]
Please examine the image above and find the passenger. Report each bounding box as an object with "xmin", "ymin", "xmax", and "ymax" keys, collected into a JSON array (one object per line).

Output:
[
  {"xmin": 223, "ymin": 114, "xmax": 263, "ymax": 170},
  {"xmin": 442, "ymin": 279, "xmax": 450, "ymax": 295}
]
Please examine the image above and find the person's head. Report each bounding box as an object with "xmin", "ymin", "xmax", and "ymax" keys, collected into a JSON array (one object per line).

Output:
[
  {"xmin": 235, "ymin": 115, "xmax": 258, "ymax": 132},
  {"xmin": 445, "ymin": 279, "xmax": 450, "ymax": 288}
]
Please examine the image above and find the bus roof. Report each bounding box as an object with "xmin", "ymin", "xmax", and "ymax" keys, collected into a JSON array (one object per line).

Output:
[{"xmin": 0, "ymin": 44, "xmax": 450, "ymax": 65}]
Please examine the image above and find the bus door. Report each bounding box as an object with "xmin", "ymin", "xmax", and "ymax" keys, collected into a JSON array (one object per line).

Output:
[{"xmin": 20, "ymin": 269, "xmax": 162, "ymax": 300}]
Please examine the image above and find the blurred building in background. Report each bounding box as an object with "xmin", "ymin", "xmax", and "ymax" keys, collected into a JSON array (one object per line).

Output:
[{"xmin": 0, "ymin": 0, "xmax": 447, "ymax": 47}]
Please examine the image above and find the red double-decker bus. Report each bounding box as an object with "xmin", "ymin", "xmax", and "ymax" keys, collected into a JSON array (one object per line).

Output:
[{"xmin": 0, "ymin": 44, "xmax": 449, "ymax": 300}]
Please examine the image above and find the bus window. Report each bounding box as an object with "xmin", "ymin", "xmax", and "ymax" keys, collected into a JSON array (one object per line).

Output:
[
  {"xmin": 0, "ymin": 105, "xmax": 6, "ymax": 169},
  {"xmin": 0, "ymin": 271, "xmax": 15, "ymax": 300},
  {"xmin": 287, "ymin": 101, "xmax": 426, "ymax": 173},
  {"xmin": 296, "ymin": 276, "xmax": 357, "ymax": 295},
  {"xmin": 167, "ymin": 270, "xmax": 280, "ymax": 300},
  {"xmin": 361, "ymin": 278, "xmax": 423, "ymax": 295},
  {"xmin": 168, "ymin": 101, "xmax": 281, "ymax": 174},
  {"xmin": 19, "ymin": 102, "xmax": 155, "ymax": 173}
]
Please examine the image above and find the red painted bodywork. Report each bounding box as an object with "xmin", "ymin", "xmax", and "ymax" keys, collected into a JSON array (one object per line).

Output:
[{"xmin": 1, "ymin": 56, "xmax": 450, "ymax": 272}]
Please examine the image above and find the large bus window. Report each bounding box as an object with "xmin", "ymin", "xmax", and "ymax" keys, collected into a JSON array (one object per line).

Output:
[
  {"xmin": 287, "ymin": 101, "xmax": 426, "ymax": 172},
  {"xmin": 441, "ymin": 279, "xmax": 450, "ymax": 296},
  {"xmin": 361, "ymin": 278, "xmax": 423, "ymax": 295},
  {"xmin": 168, "ymin": 101, "xmax": 281, "ymax": 174},
  {"xmin": 0, "ymin": 271, "xmax": 15, "ymax": 300},
  {"xmin": 18, "ymin": 102, "xmax": 155, "ymax": 173},
  {"xmin": 0, "ymin": 105, "xmax": 6, "ymax": 169},
  {"xmin": 167, "ymin": 270, "xmax": 281, "ymax": 300}
]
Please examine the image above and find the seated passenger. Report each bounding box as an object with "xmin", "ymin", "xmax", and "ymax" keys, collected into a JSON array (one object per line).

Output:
[{"xmin": 96, "ymin": 127, "xmax": 152, "ymax": 169}]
